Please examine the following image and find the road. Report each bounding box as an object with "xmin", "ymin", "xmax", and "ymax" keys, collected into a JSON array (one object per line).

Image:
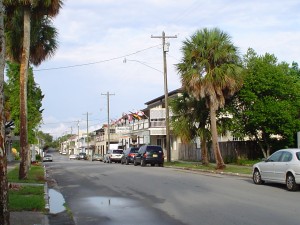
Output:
[{"xmin": 44, "ymin": 152, "xmax": 300, "ymax": 225}]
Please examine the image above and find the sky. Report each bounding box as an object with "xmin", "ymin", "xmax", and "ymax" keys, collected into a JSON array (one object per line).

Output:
[{"xmin": 34, "ymin": 0, "xmax": 300, "ymax": 139}]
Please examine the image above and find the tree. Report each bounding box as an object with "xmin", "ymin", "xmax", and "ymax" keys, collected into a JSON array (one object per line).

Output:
[
  {"xmin": 177, "ymin": 28, "xmax": 243, "ymax": 169},
  {"xmin": 170, "ymin": 91, "xmax": 210, "ymax": 165},
  {"xmin": 4, "ymin": 0, "xmax": 62, "ymax": 179},
  {"xmin": 5, "ymin": 62, "xmax": 44, "ymax": 144},
  {"xmin": 0, "ymin": 0, "xmax": 9, "ymax": 224},
  {"xmin": 36, "ymin": 131, "xmax": 53, "ymax": 150},
  {"xmin": 231, "ymin": 49, "xmax": 300, "ymax": 158}
]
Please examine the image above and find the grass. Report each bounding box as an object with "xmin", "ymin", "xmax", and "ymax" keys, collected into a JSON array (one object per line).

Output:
[
  {"xmin": 9, "ymin": 185, "xmax": 45, "ymax": 211},
  {"xmin": 8, "ymin": 164, "xmax": 45, "ymax": 183},
  {"xmin": 165, "ymin": 161, "xmax": 255, "ymax": 175},
  {"xmin": 8, "ymin": 163, "xmax": 46, "ymax": 212}
]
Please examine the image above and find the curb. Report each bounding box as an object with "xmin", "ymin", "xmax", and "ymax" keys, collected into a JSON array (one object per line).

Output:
[{"xmin": 166, "ymin": 166, "xmax": 252, "ymax": 178}]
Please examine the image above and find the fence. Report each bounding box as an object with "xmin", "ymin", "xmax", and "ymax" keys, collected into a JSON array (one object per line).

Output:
[{"xmin": 178, "ymin": 141, "xmax": 263, "ymax": 162}]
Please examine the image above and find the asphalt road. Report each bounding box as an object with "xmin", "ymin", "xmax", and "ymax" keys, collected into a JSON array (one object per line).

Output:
[{"xmin": 44, "ymin": 152, "xmax": 300, "ymax": 225}]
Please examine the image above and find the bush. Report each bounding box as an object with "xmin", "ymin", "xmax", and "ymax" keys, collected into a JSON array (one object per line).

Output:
[{"xmin": 36, "ymin": 154, "xmax": 42, "ymax": 161}]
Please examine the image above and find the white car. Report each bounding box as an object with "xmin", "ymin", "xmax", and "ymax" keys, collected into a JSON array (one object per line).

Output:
[
  {"xmin": 43, "ymin": 154, "xmax": 53, "ymax": 162},
  {"xmin": 69, "ymin": 154, "xmax": 79, "ymax": 160},
  {"xmin": 106, "ymin": 149, "xmax": 124, "ymax": 163},
  {"xmin": 252, "ymin": 148, "xmax": 300, "ymax": 191}
]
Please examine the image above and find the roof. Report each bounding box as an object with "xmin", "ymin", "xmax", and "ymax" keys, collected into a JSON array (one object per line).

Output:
[{"xmin": 144, "ymin": 88, "xmax": 183, "ymax": 106}]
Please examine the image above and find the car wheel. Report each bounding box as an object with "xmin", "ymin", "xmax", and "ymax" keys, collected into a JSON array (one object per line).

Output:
[
  {"xmin": 151, "ymin": 164, "xmax": 155, "ymax": 167},
  {"xmin": 134, "ymin": 160, "xmax": 137, "ymax": 166},
  {"xmin": 125, "ymin": 159, "xmax": 129, "ymax": 165},
  {"xmin": 286, "ymin": 173, "xmax": 299, "ymax": 191},
  {"xmin": 253, "ymin": 169, "xmax": 263, "ymax": 185},
  {"xmin": 141, "ymin": 159, "xmax": 146, "ymax": 167}
]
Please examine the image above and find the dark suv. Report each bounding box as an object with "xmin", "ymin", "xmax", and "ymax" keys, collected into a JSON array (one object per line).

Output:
[
  {"xmin": 78, "ymin": 152, "xmax": 88, "ymax": 160},
  {"xmin": 121, "ymin": 147, "xmax": 139, "ymax": 165},
  {"xmin": 134, "ymin": 145, "xmax": 164, "ymax": 167}
]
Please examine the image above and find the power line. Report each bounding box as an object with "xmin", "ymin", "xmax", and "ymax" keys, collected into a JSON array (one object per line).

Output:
[{"xmin": 33, "ymin": 44, "xmax": 161, "ymax": 72}]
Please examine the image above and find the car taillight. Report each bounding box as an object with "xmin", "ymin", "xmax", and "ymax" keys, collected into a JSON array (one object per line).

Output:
[{"xmin": 128, "ymin": 153, "xmax": 133, "ymax": 157}]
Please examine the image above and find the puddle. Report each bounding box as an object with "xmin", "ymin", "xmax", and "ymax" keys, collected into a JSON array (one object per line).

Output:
[
  {"xmin": 84, "ymin": 196, "xmax": 158, "ymax": 223},
  {"xmin": 49, "ymin": 189, "xmax": 66, "ymax": 214}
]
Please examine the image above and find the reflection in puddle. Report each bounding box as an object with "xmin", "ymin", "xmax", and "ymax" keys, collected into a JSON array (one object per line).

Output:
[
  {"xmin": 49, "ymin": 189, "xmax": 66, "ymax": 214},
  {"xmin": 85, "ymin": 196, "xmax": 156, "ymax": 223},
  {"xmin": 89, "ymin": 197, "xmax": 137, "ymax": 208}
]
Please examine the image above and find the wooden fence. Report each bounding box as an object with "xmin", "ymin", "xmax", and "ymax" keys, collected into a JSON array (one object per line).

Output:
[{"xmin": 178, "ymin": 141, "xmax": 263, "ymax": 162}]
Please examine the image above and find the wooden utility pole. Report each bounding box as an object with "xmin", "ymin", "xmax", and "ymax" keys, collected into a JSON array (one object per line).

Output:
[
  {"xmin": 151, "ymin": 31, "xmax": 177, "ymax": 162},
  {"xmin": 101, "ymin": 92, "xmax": 115, "ymax": 153},
  {"xmin": 83, "ymin": 112, "xmax": 92, "ymax": 158}
]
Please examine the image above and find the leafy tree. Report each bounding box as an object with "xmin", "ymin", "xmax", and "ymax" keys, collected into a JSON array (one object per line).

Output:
[
  {"xmin": 177, "ymin": 28, "xmax": 243, "ymax": 169},
  {"xmin": 37, "ymin": 131, "xmax": 53, "ymax": 149},
  {"xmin": 232, "ymin": 49, "xmax": 300, "ymax": 158},
  {"xmin": 5, "ymin": 62, "xmax": 44, "ymax": 144},
  {"xmin": 170, "ymin": 91, "xmax": 210, "ymax": 165},
  {"xmin": 4, "ymin": 0, "xmax": 62, "ymax": 179}
]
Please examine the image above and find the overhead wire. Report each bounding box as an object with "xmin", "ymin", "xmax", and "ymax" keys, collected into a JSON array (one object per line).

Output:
[{"xmin": 33, "ymin": 44, "xmax": 161, "ymax": 71}]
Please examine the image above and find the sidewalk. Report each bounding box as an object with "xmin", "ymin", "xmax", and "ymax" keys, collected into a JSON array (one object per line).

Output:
[{"xmin": 8, "ymin": 161, "xmax": 74, "ymax": 225}]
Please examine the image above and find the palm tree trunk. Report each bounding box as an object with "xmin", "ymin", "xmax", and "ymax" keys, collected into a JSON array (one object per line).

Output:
[
  {"xmin": 209, "ymin": 103, "xmax": 226, "ymax": 169},
  {"xmin": 19, "ymin": 7, "xmax": 31, "ymax": 180},
  {"xmin": 200, "ymin": 135, "xmax": 209, "ymax": 166},
  {"xmin": 0, "ymin": 1, "xmax": 10, "ymax": 223}
]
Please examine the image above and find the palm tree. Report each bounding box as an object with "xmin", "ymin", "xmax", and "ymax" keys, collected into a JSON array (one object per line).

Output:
[
  {"xmin": 0, "ymin": 1, "xmax": 9, "ymax": 223},
  {"xmin": 170, "ymin": 91, "xmax": 210, "ymax": 165},
  {"xmin": 4, "ymin": 0, "xmax": 62, "ymax": 179},
  {"xmin": 177, "ymin": 28, "xmax": 243, "ymax": 169}
]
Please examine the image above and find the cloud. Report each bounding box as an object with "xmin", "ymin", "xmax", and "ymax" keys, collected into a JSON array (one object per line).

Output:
[{"xmin": 34, "ymin": 0, "xmax": 300, "ymax": 137}]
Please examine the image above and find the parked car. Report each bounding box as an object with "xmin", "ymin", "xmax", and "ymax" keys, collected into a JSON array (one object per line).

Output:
[
  {"xmin": 78, "ymin": 152, "xmax": 88, "ymax": 160},
  {"xmin": 134, "ymin": 145, "xmax": 164, "ymax": 167},
  {"xmin": 43, "ymin": 154, "xmax": 53, "ymax": 162},
  {"xmin": 92, "ymin": 154, "xmax": 103, "ymax": 161},
  {"xmin": 106, "ymin": 149, "xmax": 124, "ymax": 163},
  {"xmin": 121, "ymin": 147, "xmax": 139, "ymax": 165},
  {"xmin": 252, "ymin": 148, "xmax": 300, "ymax": 191},
  {"xmin": 69, "ymin": 154, "xmax": 79, "ymax": 160}
]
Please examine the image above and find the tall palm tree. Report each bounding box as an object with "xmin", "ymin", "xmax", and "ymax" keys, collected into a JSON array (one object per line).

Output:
[
  {"xmin": 0, "ymin": 1, "xmax": 9, "ymax": 223},
  {"xmin": 4, "ymin": 0, "xmax": 62, "ymax": 179},
  {"xmin": 177, "ymin": 28, "xmax": 243, "ymax": 169}
]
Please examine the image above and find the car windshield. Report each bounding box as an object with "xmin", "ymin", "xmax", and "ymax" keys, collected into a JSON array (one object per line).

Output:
[
  {"xmin": 79, "ymin": 153, "xmax": 86, "ymax": 155},
  {"xmin": 45, "ymin": 154, "xmax": 52, "ymax": 157},
  {"xmin": 131, "ymin": 148, "xmax": 139, "ymax": 153},
  {"xmin": 147, "ymin": 146, "xmax": 162, "ymax": 153},
  {"xmin": 113, "ymin": 150, "xmax": 123, "ymax": 154}
]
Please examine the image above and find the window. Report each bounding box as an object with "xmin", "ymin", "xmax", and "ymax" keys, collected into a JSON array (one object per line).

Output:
[
  {"xmin": 296, "ymin": 152, "xmax": 300, "ymax": 161},
  {"xmin": 157, "ymin": 139, "xmax": 162, "ymax": 146},
  {"xmin": 281, "ymin": 152, "xmax": 292, "ymax": 162},
  {"xmin": 268, "ymin": 151, "xmax": 282, "ymax": 162}
]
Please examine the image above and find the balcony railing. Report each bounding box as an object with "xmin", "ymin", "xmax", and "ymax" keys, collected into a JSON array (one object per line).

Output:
[{"xmin": 150, "ymin": 121, "xmax": 166, "ymax": 127}]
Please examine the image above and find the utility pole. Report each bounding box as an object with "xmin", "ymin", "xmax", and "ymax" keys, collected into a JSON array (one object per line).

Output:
[
  {"xmin": 151, "ymin": 31, "xmax": 177, "ymax": 162},
  {"xmin": 101, "ymin": 92, "xmax": 115, "ymax": 153},
  {"xmin": 77, "ymin": 120, "xmax": 80, "ymax": 153},
  {"xmin": 83, "ymin": 112, "xmax": 92, "ymax": 158}
]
